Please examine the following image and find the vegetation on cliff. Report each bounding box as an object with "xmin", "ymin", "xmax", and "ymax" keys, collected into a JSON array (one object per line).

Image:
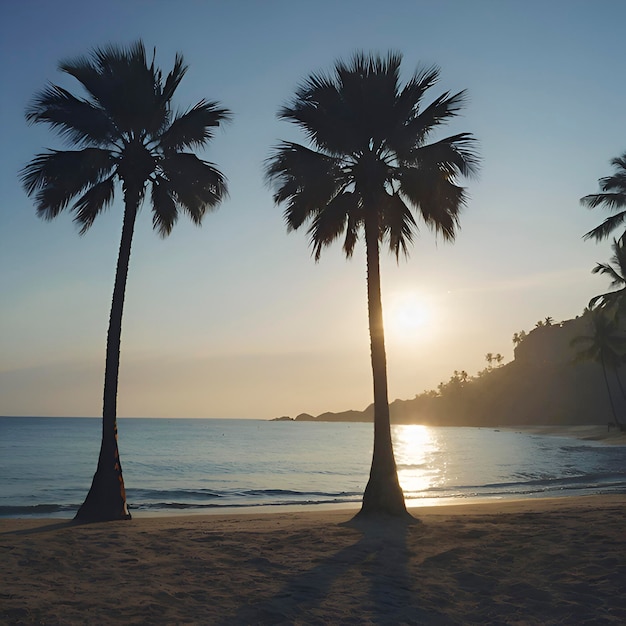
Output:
[{"xmin": 285, "ymin": 312, "xmax": 623, "ymax": 426}]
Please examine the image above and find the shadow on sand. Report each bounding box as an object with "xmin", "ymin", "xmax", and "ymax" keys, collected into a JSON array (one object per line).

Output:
[
  {"xmin": 224, "ymin": 515, "xmax": 444, "ymax": 624},
  {"xmin": 1, "ymin": 520, "xmax": 80, "ymax": 537}
]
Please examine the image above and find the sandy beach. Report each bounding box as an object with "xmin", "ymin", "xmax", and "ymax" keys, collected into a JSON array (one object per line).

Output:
[{"xmin": 1, "ymin": 494, "xmax": 625, "ymax": 625}]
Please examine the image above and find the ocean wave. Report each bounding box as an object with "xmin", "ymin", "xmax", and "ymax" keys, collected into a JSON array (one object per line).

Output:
[
  {"xmin": 0, "ymin": 503, "xmax": 78, "ymax": 516},
  {"xmin": 130, "ymin": 495, "xmax": 362, "ymax": 511}
]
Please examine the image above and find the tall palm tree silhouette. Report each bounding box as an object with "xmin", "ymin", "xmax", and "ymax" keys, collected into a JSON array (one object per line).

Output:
[
  {"xmin": 571, "ymin": 310, "xmax": 626, "ymax": 428},
  {"xmin": 581, "ymin": 153, "xmax": 626, "ymax": 242},
  {"xmin": 266, "ymin": 52, "xmax": 478, "ymax": 516},
  {"xmin": 21, "ymin": 41, "xmax": 231, "ymax": 521}
]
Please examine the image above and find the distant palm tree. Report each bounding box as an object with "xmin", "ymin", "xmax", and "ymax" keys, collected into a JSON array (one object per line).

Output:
[
  {"xmin": 544, "ymin": 316, "xmax": 554, "ymax": 326},
  {"xmin": 266, "ymin": 52, "xmax": 478, "ymax": 517},
  {"xmin": 21, "ymin": 41, "xmax": 231, "ymax": 521},
  {"xmin": 512, "ymin": 330, "xmax": 527, "ymax": 346},
  {"xmin": 589, "ymin": 238, "xmax": 626, "ymax": 316},
  {"xmin": 581, "ymin": 153, "xmax": 626, "ymax": 241},
  {"xmin": 571, "ymin": 310, "xmax": 626, "ymax": 428}
]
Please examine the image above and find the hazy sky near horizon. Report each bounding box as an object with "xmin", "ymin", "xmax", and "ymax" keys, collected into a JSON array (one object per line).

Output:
[{"xmin": 1, "ymin": 0, "xmax": 625, "ymax": 419}]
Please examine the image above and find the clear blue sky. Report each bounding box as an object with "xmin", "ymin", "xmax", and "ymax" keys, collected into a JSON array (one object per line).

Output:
[{"xmin": 1, "ymin": 0, "xmax": 624, "ymax": 418}]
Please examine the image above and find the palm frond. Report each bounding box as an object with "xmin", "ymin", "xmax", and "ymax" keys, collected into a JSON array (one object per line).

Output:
[
  {"xmin": 409, "ymin": 133, "xmax": 480, "ymax": 179},
  {"xmin": 265, "ymin": 142, "xmax": 342, "ymax": 230},
  {"xmin": 581, "ymin": 192, "xmax": 626, "ymax": 210},
  {"xmin": 397, "ymin": 165, "xmax": 465, "ymax": 240},
  {"xmin": 588, "ymin": 290, "xmax": 626, "ymax": 312},
  {"xmin": 160, "ymin": 152, "xmax": 228, "ymax": 224},
  {"xmin": 401, "ymin": 90, "xmax": 468, "ymax": 149},
  {"xmin": 394, "ymin": 65, "xmax": 440, "ymax": 118},
  {"xmin": 580, "ymin": 152, "xmax": 626, "ymax": 241},
  {"xmin": 583, "ymin": 211, "xmax": 626, "ymax": 241},
  {"xmin": 20, "ymin": 149, "xmax": 115, "ymax": 219},
  {"xmin": 161, "ymin": 52, "xmax": 188, "ymax": 104},
  {"xmin": 280, "ymin": 53, "xmax": 403, "ymax": 156},
  {"xmin": 343, "ymin": 211, "xmax": 361, "ymax": 258},
  {"xmin": 592, "ymin": 262, "xmax": 624, "ymax": 287},
  {"xmin": 72, "ymin": 176, "xmax": 116, "ymax": 234},
  {"xmin": 25, "ymin": 84, "xmax": 116, "ymax": 146},
  {"xmin": 335, "ymin": 52, "xmax": 402, "ymax": 150},
  {"xmin": 381, "ymin": 192, "xmax": 417, "ymax": 260},
  {"xmin": 159, "ymin": 100, "xmax": 231, "ymax": 151},
  {"xmin": 61, "ymin": 40, "xmax": 168, "ymax": 139},
  {"xmin": 150, "ymin": 175, "xmax": 178, "ymax": 237},
  {"xmin": 308, "ymin": 192, "xmax": 360, "ymax": 261},
  {"xmin": 280, "ymin": 81, "xmax": 362, "ymax": 156}
]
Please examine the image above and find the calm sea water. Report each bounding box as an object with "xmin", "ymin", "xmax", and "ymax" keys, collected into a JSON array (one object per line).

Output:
[{"xmin": 1, "ymin": 417, "xmax": 625, "ymax": 518}]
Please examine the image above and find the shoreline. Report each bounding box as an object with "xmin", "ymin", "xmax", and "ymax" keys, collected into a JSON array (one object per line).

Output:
[
  {"xmin": 3, "ymin": 423, "xmax": 624, "ymax": 522},
  {"xmin": 500, "ymin": 423, "xmax": 626, "ymax": 444},
  {"xmin": 2, "ymin": 494, "xmax": 626, "ymax": 624}
]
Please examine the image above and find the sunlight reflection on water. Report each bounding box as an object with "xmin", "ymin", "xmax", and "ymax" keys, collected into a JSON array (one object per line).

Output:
[{"xmin": 393, "ymin": 424, "xmax": 443, "ymax": 499}]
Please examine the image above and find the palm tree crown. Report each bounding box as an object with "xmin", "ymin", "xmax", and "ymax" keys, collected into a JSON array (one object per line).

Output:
[
  {"xmin": 581, "ymin": 153, "xmax": 626, "ymax": 242},
  {"xmin": 266, "ymin": 52, "xmax": 479, "ymax": 260},
  {"xmin": 21, "ymin": 40, "xmax": 230, "ymax": 235}
]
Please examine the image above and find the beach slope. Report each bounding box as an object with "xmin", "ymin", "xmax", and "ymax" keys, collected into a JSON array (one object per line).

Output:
[{"xmin": 2, "ymin": 495, "xmax": 625, "ymax": 624}]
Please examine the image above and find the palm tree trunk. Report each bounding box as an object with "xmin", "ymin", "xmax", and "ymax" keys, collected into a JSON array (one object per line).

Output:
[
  {"xmin": 609, "ymin": 365, "xmax": 626, "ymax": 425},
  {"xmin": 75, "ymin": 192, "xmax": 138, "ymax": 522},
  {"xmin": 600, "ymin": 357, "xmax": 620, "ymax": 428},
  {"xmin": 358, "ymin": 218, "xmax": 407, "ymax": 517}
]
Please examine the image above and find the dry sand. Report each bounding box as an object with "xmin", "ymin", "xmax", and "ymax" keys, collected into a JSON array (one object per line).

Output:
[{"xmin": 2, "ymin": 495, "xmax": 626, "ymax": 625}]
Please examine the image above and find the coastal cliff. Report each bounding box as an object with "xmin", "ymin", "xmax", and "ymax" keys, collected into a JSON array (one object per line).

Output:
[{"xmin": 275, "ymin": 315, "xmax": 622, "ymax": 426}]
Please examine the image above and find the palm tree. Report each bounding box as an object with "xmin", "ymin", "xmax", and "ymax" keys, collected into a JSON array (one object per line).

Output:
[
  {"xmin": 20, "ymin": 41, "xmax": 230, "ymax": 521},
  {"xmin": 571, "ymin": 310, "xmax": 626, "ymax": 428},
  {"xmin": 512, "ymin": 330, "xmax": 527, "ymax": 346},
  {"xmin": 265, "ymin": 52, "xmax": 478, "ymax": 517},
  {"xmin": 581, "ymin": 153, "xmax": 626, "ymax": 242},
  {"xmin": 589, "ymin": 238, "xmax": 626, "ymax": 315}
]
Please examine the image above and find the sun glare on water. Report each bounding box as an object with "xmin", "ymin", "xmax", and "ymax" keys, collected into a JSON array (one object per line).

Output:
[{"xmin": 392, "ymin": 424, "xmax": 442, "ymax": 502}]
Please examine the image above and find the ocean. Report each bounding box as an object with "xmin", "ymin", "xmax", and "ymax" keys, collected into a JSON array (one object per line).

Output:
[{"xmin": 1, "ymin": 417, "xmax": 625, "ymax": 518}]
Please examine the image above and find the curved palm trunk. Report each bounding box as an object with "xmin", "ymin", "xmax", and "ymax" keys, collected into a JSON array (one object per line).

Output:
[
  {"xmin": 357, "ymin": 219, "xmax": 408, "ymax": 517},
  {"xmin": 75, "ymin": 192, "xmax": 139, "ymax": 522}
]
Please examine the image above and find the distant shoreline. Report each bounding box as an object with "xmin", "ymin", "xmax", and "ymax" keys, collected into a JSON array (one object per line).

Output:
[
  {"xmin": 500, "ymin": 424, "xmax": 626, "ymax": 445},
  {"xmin": 272, "ymin": 418, "xmax": 626, "ymax": 445}
]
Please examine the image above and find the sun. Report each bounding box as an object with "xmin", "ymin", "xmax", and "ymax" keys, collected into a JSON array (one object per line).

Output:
[{"xmin": 386, "ymin": 292, "xmax": 435, "ymax": 342}]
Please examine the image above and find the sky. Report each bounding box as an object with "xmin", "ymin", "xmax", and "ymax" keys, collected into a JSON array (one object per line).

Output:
[{"xmin": 1, "ymin": 0, "xmax": 625, "ymax": 419}]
